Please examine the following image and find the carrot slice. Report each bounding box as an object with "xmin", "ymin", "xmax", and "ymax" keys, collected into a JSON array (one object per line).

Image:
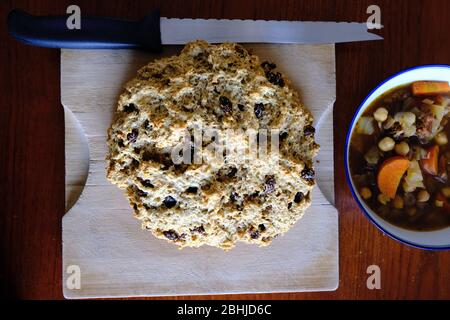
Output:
[
  {"xmin": 377, "ymin": 156, "xmax": 410, "ymax": 199},
  {"xmin": 438, "ymin": 155, "xmax": 448, "ymax": 182},
  {"xmin": 421, "ymin": 145, "xmax": 439, "ymax": 175},
  {"xmin": 412, "ymin": 81, "xmax": 450, "ymax": 96}
]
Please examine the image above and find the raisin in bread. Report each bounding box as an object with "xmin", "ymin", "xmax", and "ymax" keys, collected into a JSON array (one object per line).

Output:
[{"xmin": 106, "ymin": 40, "xmax": 319, "ymax": 250}]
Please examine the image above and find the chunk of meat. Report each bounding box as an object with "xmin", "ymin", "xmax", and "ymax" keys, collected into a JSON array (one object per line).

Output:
[{"xmin": 416, "ymin": 106, "xmax": 436, "ymax": 141}]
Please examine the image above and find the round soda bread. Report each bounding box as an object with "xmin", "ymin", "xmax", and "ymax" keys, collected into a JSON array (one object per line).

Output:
[{"xmin": 106, "ymin": 40, "xmax": 319, "ymax": 250}]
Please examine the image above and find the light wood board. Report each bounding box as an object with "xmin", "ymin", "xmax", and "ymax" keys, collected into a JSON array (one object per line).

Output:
[{"xmin": 62, "ymin": 44, "xmax": 338, "ymax": 299}]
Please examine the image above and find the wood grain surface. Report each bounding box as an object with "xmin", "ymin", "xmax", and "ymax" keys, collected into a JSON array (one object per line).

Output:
[{"xmin": 1, "ymin": 0, "xmax": 449, "ymax": 300}]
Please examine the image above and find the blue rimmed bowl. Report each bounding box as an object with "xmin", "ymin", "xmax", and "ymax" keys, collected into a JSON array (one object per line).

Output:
[{"xmin": 345, "ymin": 65, "xmax": 450, "ymax": 250}]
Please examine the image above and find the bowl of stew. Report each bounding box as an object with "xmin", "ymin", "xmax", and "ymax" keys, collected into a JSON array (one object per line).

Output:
[{"xmin": 345, "ymin": 65, "xmax": 450, "ymax": 250}]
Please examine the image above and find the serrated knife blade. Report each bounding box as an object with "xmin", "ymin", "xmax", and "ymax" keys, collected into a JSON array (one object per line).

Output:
[{"xmin": 161, "ymin": 18, "xmax": 383, "ymax": 44}]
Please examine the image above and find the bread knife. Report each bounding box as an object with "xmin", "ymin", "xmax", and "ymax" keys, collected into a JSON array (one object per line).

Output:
[{"xmin": 7, "ymin": 9, "xmax": 382, "ymax": 52}]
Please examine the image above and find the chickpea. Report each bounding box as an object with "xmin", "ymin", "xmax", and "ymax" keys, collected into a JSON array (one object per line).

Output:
[
  {"xmin": 374, "ymin": 107, "xmax": 389, "ymax": 122},
  {"xmin": 435, "ymin": 199, "xmax": 444, "ymax": 208},
  {"xmin": 442, "ymin": 187, "xmax": 450, "ymax": 198},
  {"xmin": 378, "ymin": 193, "xmax": 391, "ymax": 205},
  {"xmin": 395, "ymin": 141, "xmax": 410, "ymax": 156},
  {"xmin": 435, "ymin": 131, "xmax": 448, "ymax": 146},
  {"xmin": 417, "ymin": 190, "xmax": 430, "ymax": 202},
  {"xmin": 378, "ymin": 137, "xmax": 395, "ymax": 152},
  {"xmin": 383, "ymin": 116, "xmax": 395, "ymax": 130},
  {"xmin": 393, "ymin": 195, "xmax": 404, "ymax": 209},
  {"xmin": 400, "ymin": 112, "xmax": 416, "ymax": 126},
  {"xmin": 360, "ymin": 187, "xmax": 372, "ymax": 200}
]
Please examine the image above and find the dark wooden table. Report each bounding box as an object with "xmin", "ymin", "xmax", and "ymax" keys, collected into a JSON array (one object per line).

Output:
[{"xmin": 1, "ymin": 0, "xmax": 449, "ymax": 300}]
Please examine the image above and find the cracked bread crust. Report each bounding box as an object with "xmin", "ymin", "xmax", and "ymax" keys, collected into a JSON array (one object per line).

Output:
[{"xmin": 106, "ymin": 40, "xmax": 319, "ymax": 250}]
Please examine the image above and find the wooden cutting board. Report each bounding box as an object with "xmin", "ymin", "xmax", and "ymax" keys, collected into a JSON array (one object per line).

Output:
[{"xmin": 62, "ymin": 44, "xmax": 338, "ymax": 299}]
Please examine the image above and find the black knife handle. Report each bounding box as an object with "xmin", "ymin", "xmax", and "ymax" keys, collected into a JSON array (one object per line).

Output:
[{"xmin": 7, "ymin": 9, "xmax": 162, "ymax": 51}]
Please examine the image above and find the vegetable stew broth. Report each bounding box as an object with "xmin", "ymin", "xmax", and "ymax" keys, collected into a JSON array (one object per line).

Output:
[{"xmin": 350, "ymin": 82, "xmax": 450, "ymax": 231}]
